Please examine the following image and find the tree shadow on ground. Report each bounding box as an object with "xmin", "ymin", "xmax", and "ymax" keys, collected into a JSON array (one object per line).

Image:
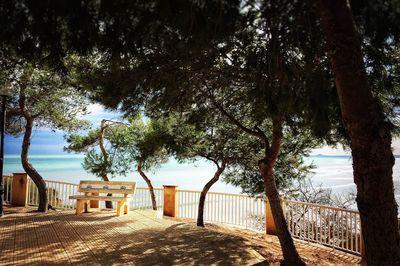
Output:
[
  {"xmin": 99, "ymin": 222, "xmax": 266, "ymax": 265},
  {"xmin": 0, "ymin": 206, "xmax": 265, "ymax": 265}
]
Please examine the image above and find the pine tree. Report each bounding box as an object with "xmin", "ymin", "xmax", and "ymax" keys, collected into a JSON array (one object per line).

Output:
[{"xmin": 3, "ymin": 62, "xmax": 88, "ymax": 212}]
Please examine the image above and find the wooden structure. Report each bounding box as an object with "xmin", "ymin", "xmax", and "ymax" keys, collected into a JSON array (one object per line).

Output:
[
  {"xmin": 0, "ymin": 205, "xmax": 360, "ymax": 265},
  {"xmin": 4, "ymin": 174, "xmax": 366, "ymax": 259},
  {"xmin": 163, "ymin": 185, "xmax": 178, "ymax": 217},
  {"xmin": 11, "ymin": 173, "xmax": 29, "ymax": 206},
  {"xmin": 69, "ymin": 180, "xmax": 136, "ymax": 216}
]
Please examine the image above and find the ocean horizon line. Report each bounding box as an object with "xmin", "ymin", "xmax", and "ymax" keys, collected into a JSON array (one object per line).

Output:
[
  {"xmin": 4, "ymin": 154, "xmax": 86, "ymax": 158},
  {"xmin": 4, "ymin": 153, "xmax": 356, "ymax": 158}
]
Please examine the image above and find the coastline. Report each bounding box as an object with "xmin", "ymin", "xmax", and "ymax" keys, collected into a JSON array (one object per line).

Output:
[{"xmin": 3, "ymin": 154, "xmax": 400, "ymax": 202}]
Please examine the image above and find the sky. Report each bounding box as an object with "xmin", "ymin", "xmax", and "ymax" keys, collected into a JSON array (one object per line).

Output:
[
  {"xmin": 5, "ymin": 104, "xmax": 400, "ymax": 156},
  {"xmin": 5, "ymin": 104, "xmax": 122, "ymax": 155}
]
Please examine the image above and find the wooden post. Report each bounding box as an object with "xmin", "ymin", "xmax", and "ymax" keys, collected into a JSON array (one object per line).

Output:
[
  {"xmin": 116, "ymin": 200, "xmax": 124, "ymax": 216},
  {"xmin": 90, "ymin": 192, "xmax": 99, "ymax": 208},
  {"xmin": 75, "ymin": 199, "xmax": 85, "ymax": 215},
  {"xmin": 124, "ymin": 202, "xmax": 129, "ymax": 215},
  {"xmin": 265, "ymin": 196, "xmax": 285, "ymax": 235},
  {"xmin": 163, "ymin": 185, "xmax": 178, "ymax": 217},
  {"xmin": 11, "ymin": 173, "xmax": 29, "ymax": 206}
]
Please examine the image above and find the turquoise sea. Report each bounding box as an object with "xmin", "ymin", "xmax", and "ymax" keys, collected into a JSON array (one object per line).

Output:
[
  {"xmin": 3, "ymin": 155, "xmax": 400, "ymax": 204},
  {"xmin": 4, "ymin": 155, "xmax": 241, "ymax": 193}
]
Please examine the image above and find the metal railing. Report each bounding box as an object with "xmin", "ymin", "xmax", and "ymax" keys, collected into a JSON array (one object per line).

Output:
[
  {"xmin": 284, "ymin": 200, "xmax": 362, "ymax": 255},
  {"xmin": 176, "ymin": 189, "xmax": 266, "ymax": 231},
  {"xmin": 2, "ymin": 175, "xmax": 13, "ymax": 203},
  {"xmin": 175, "ymin": 189, "xmax": 363, "ymax": 255},
  {"xmin": 133, "ymin": 187, "xmax": 164, "ymax": 210},
  {"xmin": 27, "ymin": 179, "xmax": 79, "ymax": 210}
]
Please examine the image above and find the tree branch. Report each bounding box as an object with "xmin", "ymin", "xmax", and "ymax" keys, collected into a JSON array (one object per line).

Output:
[
  {"xmin": 99, "ymin": 119, "xmax": 110, "ymax": 180},
  {"xmin": 268, "ymin": 117, "xmax": 283, "ymax": 164},
  {"xmin": 201, "ymin": 154, "xmax": 220, "ymax": 169},
  {"xmin": 200, "ymin": 81, "xmax": 269, "ymax": 146},
  {"xmin": 18, "ymin": 85, "xmax": 31, "ymax": 119}
]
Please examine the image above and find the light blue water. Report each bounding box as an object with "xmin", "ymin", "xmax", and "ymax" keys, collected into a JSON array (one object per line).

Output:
[
  {"xmin": 4, "ymin": 155, "xmax": 400, "ymax": 203},
  {"xmin": 305, "ymin": 156, "xmax": 400, "ymax": 205},
  {"xmin": 3, "ymin": 155, "xmax": 240, "ymax": 193}
]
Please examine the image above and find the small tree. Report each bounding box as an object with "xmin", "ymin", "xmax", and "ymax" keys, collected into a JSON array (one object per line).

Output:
[
  {"xmin": 4, "ymin": 62, "xmax": 88, "ymax": 212},
  {"xmin": 165, "ymin": 113, "xmax": 261, "ymax": 227},
  {"xmin": 66, "ymin": 116, "xmax": 170, "ymax": 210},
  {"xmin": 112, "ymin": 116, "xmax": 170, "ymax": 210},
  {"xmin": 161, "ymin": 111, "xmax": 316, "ymax": 228},
  {"xmin": 224, "ymin": 129, "xmax": 317, "ymax": 198},
  {"xmin": 65, "ymin": 119, "xmax": 132, "ymax": 208}
]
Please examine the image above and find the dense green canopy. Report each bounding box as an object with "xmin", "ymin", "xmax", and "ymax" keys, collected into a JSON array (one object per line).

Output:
[{"xmin": 1, "ymin": 1, "xmax": 400, "ymax": 263}]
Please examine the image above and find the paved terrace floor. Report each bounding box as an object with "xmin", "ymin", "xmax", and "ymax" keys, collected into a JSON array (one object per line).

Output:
[
  {"xmin": 0, "ymin": 205, "xmax": 264, "ymax": 265},
  {"xmin": 0, "ymin": 205, "xmax": 360, "ymax": 265}
]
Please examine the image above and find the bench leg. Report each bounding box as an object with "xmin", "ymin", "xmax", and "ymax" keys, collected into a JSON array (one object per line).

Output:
[
  {"xmin": 124, "ymin": 202, "xmax": 129, "ymax": 215},
  {"xmin": 116, "ymin": 201, "xmax": 124, "ymax": 216},
  {"xmin": 90, "ymin": 193, "xmax": 99, "ymax": 208},
  {"xmin": 84, "ymin": 200, "xmax": 90, "ymax": 213},
  {"xmin": 75, "ymin": 199, "xmax": 85, "ymax": 215}
]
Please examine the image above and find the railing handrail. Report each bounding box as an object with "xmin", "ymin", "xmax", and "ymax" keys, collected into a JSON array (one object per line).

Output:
[
  {"xmin": 137, "ymin": 187, "xmax": 163, "ymax": 191},
  {"xmin": 44, "ymin": 179, "xmax": 79, "ymax": 186},
  {"xmin": 284, "ymin": 200, "xmax": 359, "ymax": 214},
  {"xmin": 177, "ymin": 189, "xmax": 254, "ymax": 198},
  {"xmin": 7, "ymin": 176, "xmax": 362, "ymax": 215},
  {"xmin": 177, "ymin": 189, "xmax": 360, "ymax": 215}
]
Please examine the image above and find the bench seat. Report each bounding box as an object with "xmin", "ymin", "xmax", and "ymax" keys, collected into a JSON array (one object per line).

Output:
[
  {"xmin": 69, "ymin": 180, "xmax": 136, "ymax": 216},
  {"xmin": 69, "ymin": 195, "xmax": 134, "ymax": 201}
]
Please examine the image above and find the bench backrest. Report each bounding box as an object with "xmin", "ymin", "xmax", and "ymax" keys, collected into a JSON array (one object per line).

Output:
[{"xmin": 78, "ymin": 180, "xmax": 136, "ymax": 195}]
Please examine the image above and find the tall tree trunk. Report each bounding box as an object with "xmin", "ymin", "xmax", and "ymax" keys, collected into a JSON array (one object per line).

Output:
[
  {"xmin": 138, "ymin": 160, "xmax": 157, "ymax": 210},
  {"xmin": 259, "ymin": 120, "xmax": 304, "ymax": 266},
  {"xmin": 197, "ymin": 162, "xmax": 226, "ymax": 227},
  {"xmin": 99, "ymin": 120, "xmax": 112, "ymax": 209},
  {"xmin": 101, "ymin": 174, "xmax": 113, "ymax": 209},
  {"xmin": 316, "ymin": 1, "xmax": 400, "ymax": 264},
  {"xmin": 21, "ymin": 118, "xmax": 48, "ymax": 212},
  {"xmin": 212, "ymin": 100, "xmax": 303, "ymax": 264}
]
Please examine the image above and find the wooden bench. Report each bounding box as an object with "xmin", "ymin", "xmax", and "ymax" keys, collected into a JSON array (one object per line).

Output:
[{"xmin": 69, "ymin": 180, "xmax": 136, "ymax": 216}]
